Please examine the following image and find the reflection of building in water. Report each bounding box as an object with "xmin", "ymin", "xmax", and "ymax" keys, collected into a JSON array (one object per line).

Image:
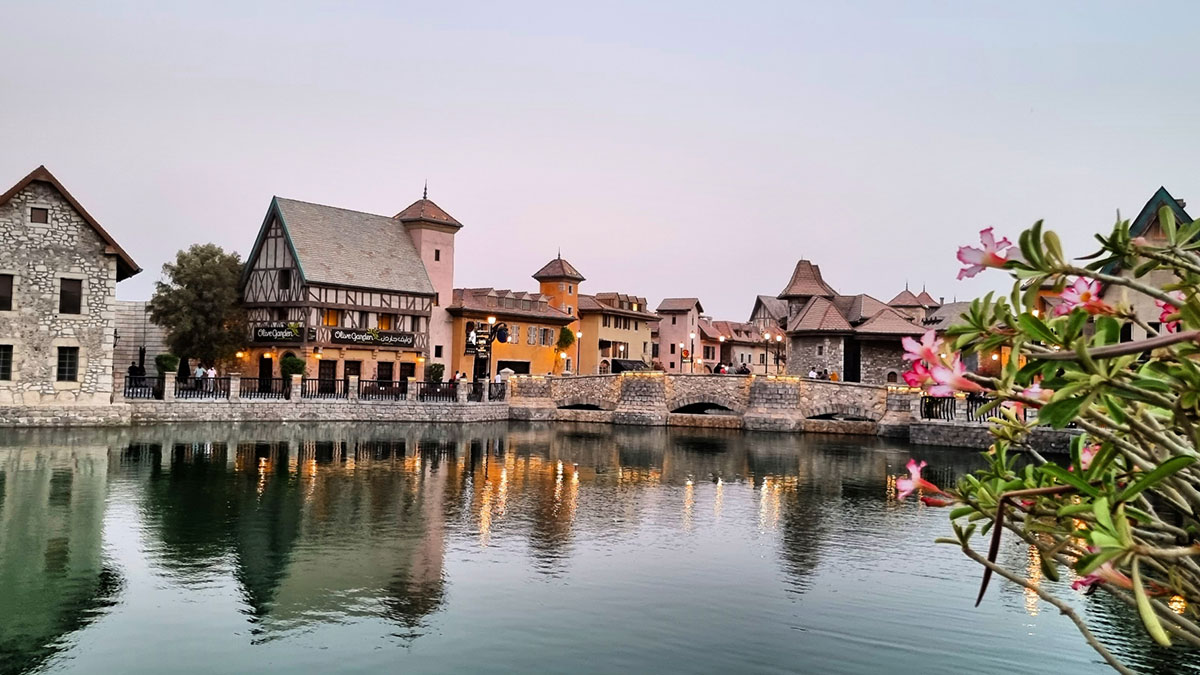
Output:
[{"xmin": 0, "ymin": 446, "xmax": 119, "ymax": 673}]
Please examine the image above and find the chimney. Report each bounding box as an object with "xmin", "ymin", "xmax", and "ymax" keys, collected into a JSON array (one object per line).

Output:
[
  {"xmin": 1179, "ymin": 198, "xmax": 1187, "ymax": 208},
  {"xmin": 939, "ymin": 296, "xmax": 945, "ymax": 305}
]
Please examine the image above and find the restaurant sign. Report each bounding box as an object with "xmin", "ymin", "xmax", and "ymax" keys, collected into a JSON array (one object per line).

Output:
[
  {"xmin": 254, "ymin": 324, "xmax": 308, "ymax": 343},
  {"xmin": 330, "ymin": 328, "xmax": 416, "ymax": 347}
]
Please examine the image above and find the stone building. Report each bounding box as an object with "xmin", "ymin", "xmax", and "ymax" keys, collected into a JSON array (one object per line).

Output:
[
  {"xmin": 238, "ymin": 194, "xmax": 449, "ymax": 388},
  {"xmin": 112, "ymin": 300, "xmax": 169, "ymax": 379},
  {"xmin": 765, "ymin": 260, "xmax": 925, "ymax": 383},
  {"xmin": 0, "ymin": 166, "xmax": 140, "ymax": 405}
]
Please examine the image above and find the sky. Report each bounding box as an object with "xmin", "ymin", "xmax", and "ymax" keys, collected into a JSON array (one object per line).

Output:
[{"xmin": 3, "ymin": 1, "xmax": 1199, "ymax": 320}]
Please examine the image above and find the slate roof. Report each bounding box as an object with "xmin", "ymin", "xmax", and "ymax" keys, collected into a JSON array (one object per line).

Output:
[
  {"xmin": 656, "ymin": 297, "xmax": 704, "ymax": 313},
  {"xmin": 922, "ymin": 301, "xmax": 972, "ymax": 330},
  {"xmin": 0, "ymin": 165, "xmax": 140, "ymax": 280},
  {"xmin": 752, "ymin": 295, "xmax": 788, "ymax": 322},
  {"xmin": 1101, "ymin": 186, "xmax": 1193, "ymax": 277},
  {"xmin": 844, "ymin": 294, "xmax": 889, "ymax": 324},
  {"xmin": 778, "ymin": 260, "xmax": 837, "ymax": 299},
  {"xmin": 916, "ymin": 290, "xmax": 939, "ymax": 307},
  {"xmin": 448, "ymin": 288, "xmax": 574, "ymax": 323},
  {"xmin": 533, "ymin": 255, "xmax": 586, "ymax": 282},
  {"xmin": 274, "ymin": 197, "xmax": 435, "ymax": 295},
  {"xmin": 394, "ymin": 198, "xmax": 462, "ymax": 228},
  {"xmin": 855, "ymin": 306, "xmax": 927, "ymax": 336},
  {"xmin": 788, "ymin": 297, "xmax": 853, "ymax": 333}
]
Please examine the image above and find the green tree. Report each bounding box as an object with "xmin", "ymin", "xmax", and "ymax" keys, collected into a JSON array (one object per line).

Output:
[
  {"xmin": 148, "ymin": 244, "xmax": 247, "ymax": 367},
  {"xmin": 556, "ymin": 327, "xmax": 576, "ymax": 373}
]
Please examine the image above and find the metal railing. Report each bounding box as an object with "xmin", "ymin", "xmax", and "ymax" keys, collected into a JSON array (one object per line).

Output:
[
  {"xmin": 124, "ymin": 375, "xmax": 162, "ymax": 400},
  {"xmin": 359, "ymin": 379, "xmax": 407, "ymax": 401},
  {"xmin": 467, "ymin": 382, "xmax": 486, "ymax": 402},
  {"xmin": 411, "ymin": 381, "xmax": 457, "ymax": 403},
  {"xmin": 488, "ymin": 382, "xmax": 507, "ymax": 401},
  {"xmin": 301, "ymin": 378, "xmax": 347, "ymax": 399},
  {"xmin": 175, "ymin": 376, "xmax": 231, "ymax": 399},
  {"xmin": 920, "ymin": 396, "xmax": 957, "ymax": 421},
  {"xmin": 964, "ymin": 393, "xmax": 991, "ymax": 422},
  {"xmin": 242, "ymin": 377, "xmax": 291, "ymax": 400}
]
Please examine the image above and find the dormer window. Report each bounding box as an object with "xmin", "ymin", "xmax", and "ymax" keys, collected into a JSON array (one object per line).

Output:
[{"xmin": 30, "ymin": 207, "xmax": 49, "ymax": 224}]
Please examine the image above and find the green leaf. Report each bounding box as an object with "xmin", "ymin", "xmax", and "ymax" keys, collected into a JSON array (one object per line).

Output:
[
  {"xmin": 1056, "ymin": 503, "xmax": 1092, "ymax": 517},
  {"xmin": 1041, "ymin": 464, "xmax": 1100, "ymax": 497},
  {"xmin": 1038, "ymin": 396, "xmax": 1087, "ymax": 429},
  {"xmin": 1090, "ymin": 531, "xmax": 1122, "ymax": 549},
  {"xmin": 1044, "ymin": 230, "xmax": 1065, "ymax": 264},
  {"xmin": 1018, "ymin": 313, "xmax": 1058, "ymax": 345},
  {"xmin": 1133, "ymin": 558, "xmax": 1172, "ymax": 647},
  {"xmin": 949, "ymin": 506, "xmax": 975, "ymax": 520},
  {"xmin": 1076, "ymin": 547, "xmax": 1123, "ymax": 575},
  {"xmin": 1039, "ymin": 551, "xmax": 1060, "ymax": 582},
  {"xmin": 1159, "ymin": 205, "xmax": 1177, "ymax": 243},
  {"xmin": 1095, "ymin": 316, "xmax": 1120, "ymax": 346},
  {"xmin": 1117, "ymin": 456, "xmax": 1198, "ymax": 502},
  {"xmin": 1092, "ymin": 496, "xmax": 1115, "ymax": 534}
]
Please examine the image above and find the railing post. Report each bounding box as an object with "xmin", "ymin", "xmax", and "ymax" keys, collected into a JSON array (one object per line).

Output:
[
  {"xmin": 290, "ymin": 374, "xmax": 302, "ymax": 402},
  {"xmin": 163, "ymin": 377, "xmax": 176, "ymax": 402},
  {"xmin": 953, "ymin": 395, "xmax": 969, "ymax": 423},
  {"xmin": 456, "ymin": 380, "xmax": 469, "ymax": 404},
  {"xmin": 229, "ymin": 373, "xmax": 241, "ymax": 402},
  {"xmin": 404, "ymin": 376, "xmax": 415, "ymax": 401},
  {"xmin": 348, "ymin": 375, "xmax": 360, "ymax": 401}
]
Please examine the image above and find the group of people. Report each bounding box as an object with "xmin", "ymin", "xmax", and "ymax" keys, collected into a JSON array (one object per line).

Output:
[
  {"xmin": 711, "ymin": 363, "xmax": 753, "ymax": 375},
  {"xmin": 190, "ymin": 363, "xmax": 219, "ymax": 390},
  {"xmin": 126, "ymin": 361, "xmax": 148, "ymax": 387},
  {"xmin": 448, "ymin": 371, "xmax": 470, "ymax": 382},
  {"xmin": 806, "ymin": 367, "xmax": 839, "ymax": 382}
]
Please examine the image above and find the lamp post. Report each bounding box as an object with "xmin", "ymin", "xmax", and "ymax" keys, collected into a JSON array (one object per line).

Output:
[
  {"xmin": 763, "ymin": 332, "xmax": 771, "ymax": 374},
  {"xmin": 575, "ymin": 330, "xmax": 582, "ymax": 374},
  {"xmin": 678, "ymin": 342, "xmax": 684, "ymax": 373},
  {"xmin": 689, "ymin": 332, "xmax": 696, "ymax": 374},
  {"xmin": 718, "ymin": 335, "xmax": 725, "ymax": 371},
  {"xmin": 775, "ymin": 333, "xmax": 784, "ymax": 374}
]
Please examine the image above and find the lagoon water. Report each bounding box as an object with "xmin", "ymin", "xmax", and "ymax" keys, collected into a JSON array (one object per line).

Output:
[{"xmin": 0, "ymin": 422, "xmax": 1194, "ymax": 675}]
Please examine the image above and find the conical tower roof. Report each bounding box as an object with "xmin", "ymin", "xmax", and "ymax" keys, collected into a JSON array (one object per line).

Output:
[{"xmin": 533, "ymin": 254, "xmax": 585, "ymax": 282}]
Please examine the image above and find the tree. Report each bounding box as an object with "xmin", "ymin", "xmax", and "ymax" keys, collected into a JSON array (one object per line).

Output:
[
  {"xmin": 556, "ymin": 327, "xmax": 576, "ymax": 373},
  {"xmin": 148, "ymin": 244, "xmax": 247, "ymax": 368},
  {"xmin": 899, "ymin": 216, "xmax": 1200, "ymax": 672}
]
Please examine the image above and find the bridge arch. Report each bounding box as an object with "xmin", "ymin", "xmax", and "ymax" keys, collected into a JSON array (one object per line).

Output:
[
  {"xmin": 667, "ymin": 393, "xmax": 746, "ymax": 415},
  {"xmin": 802, "ymin": 402, "xmax": 880, "ymax": 421},
  {"xmin": 555, "ymin": 395, "xmax": 617, "ymax": 411}
]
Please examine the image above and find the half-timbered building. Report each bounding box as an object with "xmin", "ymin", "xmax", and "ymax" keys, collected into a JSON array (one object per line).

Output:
[{"xmin": 238, "ymin": 197, "xmax": 441, "ymax": 387}]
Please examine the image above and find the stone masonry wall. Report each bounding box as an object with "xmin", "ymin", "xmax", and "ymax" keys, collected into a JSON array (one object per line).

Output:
[
  {"xmin": 859, "ymin": 340, "xmax": 908, "ymax": 385},
  {"xmin": 0, "ymin": 182, "xmax": 119, "ymax": 405},
  {"xmin": 787, "ymin": 336, "xmax": 844, "ymax": 377},
  {"xmin": 549, "ymin": 374, "xmax": 620, "ymax": 409},
  {"xmin": 910, "ymin": 420, "xmax": 1079, "ymax": 455},
  {"xmin": 0, "ymin": 404, "xmax": 131, "ymax": 427},
  {"xmin": 113, "ymin": 300, "xmax": 169, "ymax": 378},
  {"xmin": 128, "ymin": 400, "xmax": 510, "ymax": 425}
]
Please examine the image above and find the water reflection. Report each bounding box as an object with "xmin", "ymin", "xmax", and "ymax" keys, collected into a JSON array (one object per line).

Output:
[{"xmin": 0, "ymin": 423, "xmax": 1195, "ymax": 674}]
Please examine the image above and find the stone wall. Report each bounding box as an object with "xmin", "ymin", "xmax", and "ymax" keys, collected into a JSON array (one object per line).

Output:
[
  {"xmin": 858, "ymin": 340, "xmax": 908, "ymax": 385},
  {"xmin": 113, "ymin": 301, "xmax": 169, "ymax": 378},
  {"xmin": 127, "ymin": 400, "xmax": 509, "ymax": 425},
  {"xmin": 0, "ymin": 404, "xmax": 131, "ymax": 427},
  {"xmin": 910, "ymin": 420, "xmax": 1079, "ymax": 455},
  {"xmin": 0, "ymin": 181, "xmax": 120, "ymax": 405},
  {"xmin": 509, "ymin": 376, "xmax": 551, "ymax": 400},
  {"xmin": 549, "ymin": 374, "xmax": 620, "ymax": 409},
  {"xmin": 787, "ymin": 335, "xmax": 844, "ymax": 377},
  {"xmin": 664, "ymin": 374, "xmax": 752, "ymax": 412},
  {"xmin": 798, "ymin": 379, "xmax": 887, "ymax": 420}
]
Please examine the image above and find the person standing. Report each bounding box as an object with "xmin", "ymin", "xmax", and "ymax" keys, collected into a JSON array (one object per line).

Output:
[
  {"xmin": 206, "ymin": 364, "xmax": 217, "ymax": 392},
  {"xmin": 194, "ymin": 362, "xmax": 205, "ymax": 390}
]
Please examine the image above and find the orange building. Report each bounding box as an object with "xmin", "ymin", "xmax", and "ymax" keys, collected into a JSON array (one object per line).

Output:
[{"xmin": 446, "ymin": 288, "xmax": 574, "ymax": 380}]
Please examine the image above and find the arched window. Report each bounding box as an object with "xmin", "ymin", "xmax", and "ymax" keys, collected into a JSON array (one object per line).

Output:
[
  {"xmin": 886, "ymin": 371, "xmax": 898, "ymax": 383},
  {"xmin": 599, "ymin": 360, "xmax": 610, "ymax": 374}
]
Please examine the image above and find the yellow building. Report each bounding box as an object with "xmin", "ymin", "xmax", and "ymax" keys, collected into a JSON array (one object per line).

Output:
[
  {"xmin": 532, "ymin": 255, "xmax": 655, "ymax": 374},
  {"xmin": 447, "ymin": 288, "xmax": 574, "ymax": 380}
]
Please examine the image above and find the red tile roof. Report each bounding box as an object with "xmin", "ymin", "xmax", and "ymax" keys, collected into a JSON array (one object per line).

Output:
[
  {"xmin": 888, "ymin": 289, "xmax": 923, "ymax": 307},
  {"xmin": 578, "ymin": 293, "xmax": 657, "ymax": 319},
  {"xmin": 854, "ymin": 307, "xmax": 926, "ymax": 336},
  {"xmin": 532, "ymin": 255, "xmax": 585, "ymax": 282},
  {"xmin": 394, "ymin": 198, "xmax": 462, "ymax": 228},
  {"xmin": 916, "ymin": 290, "xmax": 939, "ymax": 306},
  {"xmin": 778, "ymin": 260, "xmax": 837, "ymax": 299},
  {"xmin": 788, "ymin": 297, "xmax": 853, "ymax": 333},
  {"xmin": 448, "ymin": 288, "xmax": 574, "ymax": 323}
]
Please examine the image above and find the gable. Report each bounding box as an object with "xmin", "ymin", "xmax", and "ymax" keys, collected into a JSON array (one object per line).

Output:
[{"xmin": 0, "ymin": 166, "xmax": 139, "ymax": 280}]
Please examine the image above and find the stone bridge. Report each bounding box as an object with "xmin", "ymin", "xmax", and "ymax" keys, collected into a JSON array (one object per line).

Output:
[{"xmin": 508, "ymin": 373, "xmax": 916, "ymax": 435}]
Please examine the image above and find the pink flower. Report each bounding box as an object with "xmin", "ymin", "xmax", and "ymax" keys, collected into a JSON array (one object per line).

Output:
[
  {"xmin": 902, "ymin": 329, "xmax": 943, "ymax": 365},
  {"xmin": 957, "ymin": 227, "xmax": 1012, "ymax": 280},
  {"xmin": 1007, "ymin": 382, "xmax": 1053, "ymax": 415},
  {"xmin": 1155, "ymin": 291, "xmax": 1185, "ymax": 333},
  {"xmin": 902, "ymin": 360, "xmax": 935, "ymax": 388},
  {"xmin": 897, "ymin": 459, "xmax": 948, "ymax": 500},
  {"xmin": 1070, "ymin": 443, "xmax": 1100, "ymax": 473},
  {"xmin": 920, "ymin": 496, "xmax": 951, "ymax": 507},
  {"xmin": 1072, "ymin": 548, "xmax": 1133, "ymax": 591},
  {"xmin": 929, "ymin": 356, "xmax": 985, "ymax": 396},
  {"xmin": 1054, "ymin": 278, "xmax": 1114, "ymax": 316}
]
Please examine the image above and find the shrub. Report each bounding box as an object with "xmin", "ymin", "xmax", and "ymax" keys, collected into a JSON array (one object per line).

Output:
[
  {"xmin": 155, "ymin": 354, "xmax": 179, "ymax": 374},
  {"xmin": 426, "ymin": 363, "xmax": 445, "ymax": 382},
  {"xmin": 280, "ymin": 355, "xmax": 306, "ymax": 379}
]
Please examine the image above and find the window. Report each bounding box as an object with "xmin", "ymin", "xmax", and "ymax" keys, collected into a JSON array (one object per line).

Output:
[
  {"xmin": 59, "ymin": 279, "xmax": 82, "ymax": 314},
  {"xmin": 528, "ymin": 326, "xmax": 536, "ymax": 345},
  {"xmin": 652, "ymin": 343, "xmax": 659, "ymax": 357},
  {"xmin": 273, "ymin": 308, "xmax": 287, "ymax": 321},
  {"xmin": 886, "ymin": 372, "xmax": 898, "ymax": 383},
  {"xmin": 670, "ymin": 343, "xmax": 676, "ymax": 355},
  {"xmin": 509, "ymin": 324, "xmax": 519, "ymax": 343},
  {"xmin": 434, "ymin": 345, "xmax": 443, "ymax": 358},
  {"xmin": 817, "ymin": 345, "xmax": 823, "ymax": 356},
  {"xmin": 378, "ymin": 314, "xmax": 393, "ymax": 331},
  {"xmin": 567, "ymin": 305, "xmax": 573, "ymax": 315},
  {"xmin": 669, "ymin": 362, "xmax": 675, "ymax": 369},
  {"xmin": 358, "ymin": 310, "xmax": 368, "ymax": 327},
  {"xmin": 541, "ymin": 328, "xmax": 554, "ymax": 346},
  {"xmin": 1149, "ymin": 321, "xmax": 1162, "ymax": 334},
  {"xmin": 558, "ymin": 283, "xmax": 565, "ymax": 291},
  {"xmin": 568, "ymin": 285, "xmax": 573, "ymax": 295},
  {"xmin": 635, "ymin": 321, "xmax": 640, "ymax": 331},
  {"xmin": 602, "ymin": 316, "xmax": 609, "ymax": 328},
  {"xmin": 760, "ymin": 353, "xmax": 766, "ymax": 365},
  {"xmin": 56, "ymin": 347, "xmax": 79, "ymax": 381},
  {"xmin": 378, "ymin": 362, "xmax": 394, "ymax": 384},
  {"xmin": 321, "ymin": 309, "xmax": 341, "ymax": 327},
  {"xmin": 30, "ymin": 207, "xmax": 49, "ymax": 224},
  {"xmin": 0, "ymin": 274, "xmax": 11, "ymax": 311},
  {"xmin": 632, "ymin": 303, "xmax": 638, "ymax": 311},
  {"xmin": 672, "ymin": 316, "xmax": 676, "ymax": 325},
  {"xmin": 278, "ymin": 269, "xmax": 292, "ymax": 290},
  {"xmin": 0, "ymin": 345, "xmax": 11, "ymax": 380},
  {"xmin": 434, "ymin": 249, "xmax": 441, "ymax": 262}
]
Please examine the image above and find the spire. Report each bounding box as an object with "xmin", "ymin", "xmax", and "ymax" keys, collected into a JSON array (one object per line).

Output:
[
  {"xmin": 423, "ymin": 180, "xmax": 427, "ymax": 200},
  {"xmin": 557, "ymin": 247, "xmax": 561, "ymax": 259}
]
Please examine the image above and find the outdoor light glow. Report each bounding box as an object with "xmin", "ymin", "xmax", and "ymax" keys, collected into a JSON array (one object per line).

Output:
[
  {"xmin": 560, "ymin": 352, "xmax": 567, "ymax": 359},
  {"xmin": 576, "ymin": 331, "xmax": 582, "ymax": 338},
  {"xmin": 1032, "ymin": 309, "xmax": 1040, "ymax": 317},
  {"xmin": 764, "ymin": 332, "xmax": 771, "ymax": 340},
  {"xmin": 991, "ymin": 353, "xmax": 999, "ymax": 360},
  {"xmin": 689, "ymin": 332, "xmax": 695, "ymax": 339},
  {"xmin": 487, "ymin": 316, "xmax": 496, "ymax": 325},
  {"xmin": 776, "ymin": 335, "xmax": 783, "ymax": 342},
  {"xmin": 235, "ymin": 351, "xmax": 244, "ymax": 358},
  {"xmin": 417, "ymin": 357, "xmax": 425, "ymax": 363},
  {"xmin": 719, "ymin": 336, "xmax": 725, "ymax": 342}
]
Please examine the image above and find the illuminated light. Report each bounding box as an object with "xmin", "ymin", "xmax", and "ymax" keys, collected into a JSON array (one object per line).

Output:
[
  {"xmin": 560, "ymin": 352, "xmax": 567, "ymax": 359},
  {"xmin": 576, "ymin": 331, "xmax": 583, "ymax": 338},
  {"xmin": 264, "ymin": 352, "xmax": 273, "ymax": 359},
  {"xmin": 235, "ymin": 351, "xmax": 245, "ymax": 359},
  {"xmin": 764, "ymin": 332, "xmax": 771, "ymax": 340},
  {"xmin": 314, "ymin": 352, "xmax": 322, "ymax": 359},
  {"xmin": 689, "ymin": 332, "xmax": 695, "ymax": 340},
  {"xmin": 991, "ymin": 353, "xmax": 999, "ymax": 361},
  {"xmin": 487, "ymin": 316, "xmax": 496, "ymax": 325},
  {"xmin": 718, "ymin": 336, "xmax": 725, "ymax": 342},
  {"xmin": 776, "ymin": 335, "xmax": 783, "ymax": 342},
  {"xmin": 1169, "ymin": 595, "xmax": 1188, "ymax": 615},
  {"xmin": 417, "ymin": 356, "xmax": 425, "ymax": 363},
  {"xmin": 1032, "ymin": 309, "xmax": 1040, "ymax": 317}
]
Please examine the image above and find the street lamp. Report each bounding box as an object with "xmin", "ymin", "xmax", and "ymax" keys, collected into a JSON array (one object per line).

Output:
[
  {"xmin": 689, "ymin": 332, "xmax": 696, "ymax": 374},
  {"xmin": 763, "ymin": 332, "xmax": 771, "ymax": 374},
  {"xmin": 576, "ymin": 330, "xmax": 582, "ymax": 374},
  {"xmin": 775, "ymin": 334, "xmax": 784, "ymax": 374},
  {"xmin": 678, "ymin": 342, "xmax": 684, "ymax": 373}
]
